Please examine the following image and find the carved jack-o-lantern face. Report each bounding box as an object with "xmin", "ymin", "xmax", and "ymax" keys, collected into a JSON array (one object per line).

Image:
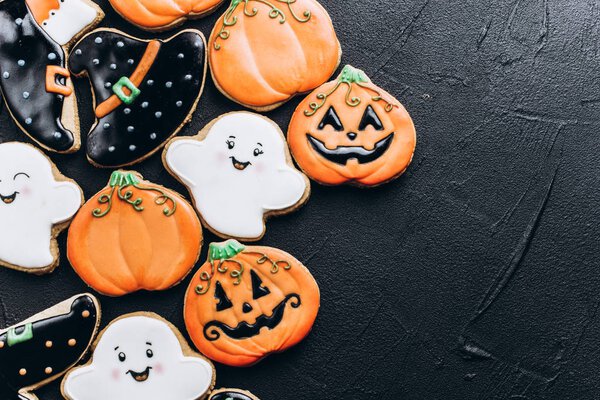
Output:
[
  {"xmin": 288, "ymin": 65, "xmax": 417, "ymax": 187},
  {"xmin": 184, "ymin": 240, "xmax": 320, "ymax": 367}
]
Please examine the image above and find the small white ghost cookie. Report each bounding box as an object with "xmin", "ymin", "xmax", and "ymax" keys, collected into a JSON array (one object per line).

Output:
[
  {"xmin": 164, "ymin": 112, "xmax": 310, "ymax": 241},
  {"xmin": 0, "ymin": 142, "xmax": 82, "ymax": 274},
  {"xmin": 62, "ymin": 313, "xmax": 216, "ymax": 400}
]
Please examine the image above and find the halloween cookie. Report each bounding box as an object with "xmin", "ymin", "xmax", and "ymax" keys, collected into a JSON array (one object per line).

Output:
[
  {"xmin": 288, "ymin": 65, "xmax": 417, "ymax": 187},
  {"xmin": 109, "ymin": 0, "xmax": 225, "ymax": 32},
  {"xmin": 208, "ymin": 0, "xmax": 341, "ymax": 111},
  {"xmin": 67, "ymin": 170, "xmax": 202, "ymax": 297},
  {"xmin": 0, "ymin": 293, "xmax": 100, "ymax": 400},
  {"xmin": 62, "ymin": 312, "xmax": 215, "ymax": 400},
  {"xmin": 0, "ymin": 142, "xmax": 83, "ymax": 274},
  {"xmin": 0, "ymin": 0, "xmax": 103, "ymax": 153},
  {"xmin": 184, "ymin": 240, "xmax": 320, "ymax": 367},
  {"xmin": 68, "ymin": 28, "xmax": 207, "ymax": 167},
  {"xmin": 209, "ymin": 388, "xmax": 259, "ymax": 400},
  {"xmin": 164, "ymin": 112, "xmax": 310, "ymax": 241}
]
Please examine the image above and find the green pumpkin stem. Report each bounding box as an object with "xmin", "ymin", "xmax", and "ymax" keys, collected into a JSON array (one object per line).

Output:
[
  {"xmin": 209, "ymin": 240, "xmax": 246, "ymax": 262},
  {"xmin": 304, "ymin": 64, "xmax": 400, "ymax": 117},
  {"xmin": 92, "ymin": 171, "xmax": 177, "ymax": 218}
]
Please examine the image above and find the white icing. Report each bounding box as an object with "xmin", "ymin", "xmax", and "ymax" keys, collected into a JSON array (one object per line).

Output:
[
  {"xmin": 63, "ymin": 316, "xmax": 214, "ymax": 400},
  {"xmin": 40, "ymin": 0, "xmax": 98, "ymax": 45},
  {"xmin": 0, "ymin": 143, "xmax": 81, "ymax": 269},
  {"xmin": 165, "ymin": 112, "xmax": 307, "ymax": 239}
]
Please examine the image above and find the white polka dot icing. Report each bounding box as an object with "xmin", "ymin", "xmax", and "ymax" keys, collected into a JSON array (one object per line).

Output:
[{"xmin": 67, "ymin": 28, "xmax": 207, "ymax": 167}]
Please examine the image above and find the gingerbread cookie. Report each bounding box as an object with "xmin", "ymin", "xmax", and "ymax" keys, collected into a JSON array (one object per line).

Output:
[
  {"xmin": 109, "ymin": 0, "xmax": 225, "ymax": 32},
  {"xmin": 164, "ymin": 112, "xmax": 310, "ymax": 241},
  {"xmin": 62, "ymin": 312, "xmax": 215, "ymax": 400},
  {"xmin": 184, "ymin": 240, "xmax": 320, "ymax": 367},
  {"xmin": 208, "ymin": 0, "xmax": 341, "ymax": 111},
  {"xmin": 68, "ymin": 28, "xmax": 207, "ymax": 167},
  {"xmin": 288, "ymin": 65, "xmax": 417, "ymax": 187},
  {"xmin": 209, "ymin": 388, "xmax": 259, "ymax": 400},
  {"xmin": 0, "ymin": 294, "xmax": 100, "ymax": 400},
  {"xmin": 0, "ymin": 0, "xmax": 103, "ymax": 153},
  {"xmin": 67, "ymin": 170, "xmax": 202, "ymax": 297},
  {"xmin": 0, "ymin": 142, "xmax": 83, "ymax": 274}
]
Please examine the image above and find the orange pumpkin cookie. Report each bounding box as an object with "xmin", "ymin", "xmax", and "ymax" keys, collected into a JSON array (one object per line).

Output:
[
  {"xmin": 184, "ymin": 240, "xmax": 320, "ymax": 367},
  {"xmin": 67, "ymin": 170, "xmax": 203, "ymax": 297},
  {"xmin": 208, "ymin": 0, "xmax": 341, "ymax": 111},
  {"xmin": 288, "ymin": 65, "xmax": 417, "ymax": 187},
  {"xmin": 109, "ymin": 0, "xmax": 225, "ymax": 32}
]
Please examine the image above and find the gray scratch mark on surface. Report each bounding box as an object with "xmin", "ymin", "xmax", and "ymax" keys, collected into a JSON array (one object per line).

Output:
[
  {"xmin": 373, "ymin": 0, "xmax": 431, "ymax": 75},
  {"xmin": 468, "ymin": 123, "xmax": 564, "ymax": 323},
  {"xmin": 302, "ymin": 235, "xmax": 330, "ymax": 265},
  {"xmin": 477, "ymin": 19, "xmax": 493, "ymax": 49},
  {"xmin": 0, "ymin": 295, "xmax": 7, "ymax": 327},
  {"xmin": 535, "ymin": 0, "xmax": 550, "ymax": 56},
  {"xmin": 428, "ymin": 73, "xmax": 470, "ymax": 87}
]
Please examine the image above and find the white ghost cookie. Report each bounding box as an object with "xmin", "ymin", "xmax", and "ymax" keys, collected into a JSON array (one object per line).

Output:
[
  {"xmin": 163, "ymin": 112, "xmax": 310, "ymax": 241},
  {"xmin": 61, "ymin": 313, "xmax": 216, "ymax": 400},
  {"xmin": 0, "ymin": 142, "xmax": 83, "ymax": 274}
]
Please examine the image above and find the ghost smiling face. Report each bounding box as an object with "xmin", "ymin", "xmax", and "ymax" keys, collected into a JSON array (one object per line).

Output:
[
  {"xmin": 62, "ymin": 315, "xmax": 215, "ymax": 400},
  {"xmin": 0, "ymin": 142, "xmax": 82, "ymax": 271},
  {"xmin": 165, "ymin": 112, "xmax": 309, "ymax": 240}
]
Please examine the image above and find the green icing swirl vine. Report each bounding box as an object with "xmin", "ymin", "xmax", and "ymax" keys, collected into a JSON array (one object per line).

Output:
[
  {"xmin": 195, "ymin": 240, "xmax": 293, "ymax": 295},
  {"xmin": 304, "ymin": 65, "xmax": 400, "ymax": 117},
  {"xmin": 92, "ymin": 171, "xmax": 177, "ymax": 218},
  {"xmin": 214, "ymin": 0, "xmax": 312, "ymax": 50}
]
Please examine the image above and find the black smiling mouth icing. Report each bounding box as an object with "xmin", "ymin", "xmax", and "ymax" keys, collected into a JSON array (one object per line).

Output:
[
  {"xmin": 230, "ymin": 156, "xmax": 251, "ymax": 171},
  {"xmin": 203, "ymin": 293, "xmax": 301, "ymax": 341},
  {"xmin": 307, "ymin": 133, "xmax": 395, "ymax": 165},
  {"xmin": 126, "ymin": 366, "xmax": 152, "ymax": 382},
  {"xmin": 0, "ymin": 192, "xmax": 17, "ymax": 204}
]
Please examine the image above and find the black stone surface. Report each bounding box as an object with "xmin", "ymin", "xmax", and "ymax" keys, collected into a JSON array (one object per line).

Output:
[{"xmin": 0, "ymin": 0, "xmax": 599, "ymax": 399}]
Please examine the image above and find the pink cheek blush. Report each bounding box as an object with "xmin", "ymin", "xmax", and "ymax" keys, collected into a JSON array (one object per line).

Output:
[
  {"xmin": 254, "ymin": 162, "xmax": 265, "ymax": 173},
  {"xmin": 154, "ymin": 363, "xmax": 164, "ymax": 374},
  {"xmin": 111, "ymin": 369, "xmax": 120, "ymax": 381},
  {"xmin": 19, "ymin": 186, "xmax": 31, "ymax": 196}
]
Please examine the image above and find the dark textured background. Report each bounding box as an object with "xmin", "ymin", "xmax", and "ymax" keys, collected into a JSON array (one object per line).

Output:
[{"xmin": 0, "ymin": 0, "xmax": 599, "ymax": 399}]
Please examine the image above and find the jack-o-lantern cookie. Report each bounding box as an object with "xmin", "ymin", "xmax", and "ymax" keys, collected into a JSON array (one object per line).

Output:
[
  {"xmin": 0, "ymin": 142, "xmax": 83, "ymax": 274},
  {"xmin": 164, "ymin": 112, "xmax": 310, "ymax": 241},
  {"xmin": 288, "ymin": 65, "xmax": 417, "ymax": 187},
  {"xmin": 67, "ymin": 170, "xmax": 202, "ymax": 297},
  {"xmin": 109, "ymin": 0, "xmax": 225, "ymax": 32},
  {"xmin": 184, "ymin": 240, "xmax": 320, "ymax": 367},
  {"xmin": 0, "ymin": 294, "xmax": 100, "ymax": 400},
  {"xmin": 62, "ymin": 312, "xmax": 215, "ymax": 400},
  {"xmin": 209, "ymin": 388, "xmax": 259, "ymax": 400},
  {"xmin": 0, "ymin": 0, "xmax": 103, "ymax": 153},
  {"xmin": 208, "ymin": 0, "xmax": 341, "ymax": 111},
  {"xmin": 69, "ymin": 28, "xmax": 207, "ymax": 167}
]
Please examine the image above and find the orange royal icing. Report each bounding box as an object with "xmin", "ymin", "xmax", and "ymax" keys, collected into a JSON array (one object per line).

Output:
[
  {"xmin": 208, "ymin": 0, "xmax": 341, "ymax": 110},
  {"xmin": 67, "ymin": 171, "xmax": 202, "ymax": 297},
  {"xmin": 288, "ymin": 65, "xmax": 417, "ymax": 187}
]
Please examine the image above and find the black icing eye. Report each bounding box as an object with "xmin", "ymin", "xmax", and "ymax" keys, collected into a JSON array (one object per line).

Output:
[
  {"xmin": 318, "ymin": 106, "xmax": 344, "ymax": 131},
  {"xmin": 226, "ymin": 140, "xmax": 235, "ymax": 150},
  {"xmin": 253, "ymin": 147, "xmax": 264, "ymax": 157},
  {"xmin": 214, "ymin": 281, "xmax": 233, "ymax": 312},
  {"xmin": 118, "ymin": 352, "xmax": 126, "ymax": 362},
  {"xmin": 358, "ymin": 105, "xmax": 384, "ymax": 131},
  {"xmin": 146, "ymin": 349, "xmax": 153, "ymax": 358},
  {"xmin": 13, "ymin": 172, "xmax": 30, "ymax": 181},
  {"xmin": 251, "ymin": 270, "xmax": 270, "ymax": 300}
]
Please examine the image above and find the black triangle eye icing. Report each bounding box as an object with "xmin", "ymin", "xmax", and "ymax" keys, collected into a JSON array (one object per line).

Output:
[
  {"xmin": 251, "ymin": 270, "xmax": 271, "ymax": 300},
  {"xmin": 359, "ymin": 105, "xmax": 384, "ymax": 131},
  {"xmin": 215, "ymin": 281, "xmax": 233, "ymax": 311},
  {"xmin": 318, "ymin": 106, "xmax": 344, "ymax": 131}
]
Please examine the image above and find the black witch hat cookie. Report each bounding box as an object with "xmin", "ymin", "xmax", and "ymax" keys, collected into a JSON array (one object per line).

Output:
[
  {"xmin": 69, "ymin": 28, "xmax": 207, "ymax": 167},
  {"xmin": 0, "ymin": 293, "xmax": 100, "ymax": 400},
  {"xmin": 0, "ymin": 0, "xmax": 103, "ymax": 153}
]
